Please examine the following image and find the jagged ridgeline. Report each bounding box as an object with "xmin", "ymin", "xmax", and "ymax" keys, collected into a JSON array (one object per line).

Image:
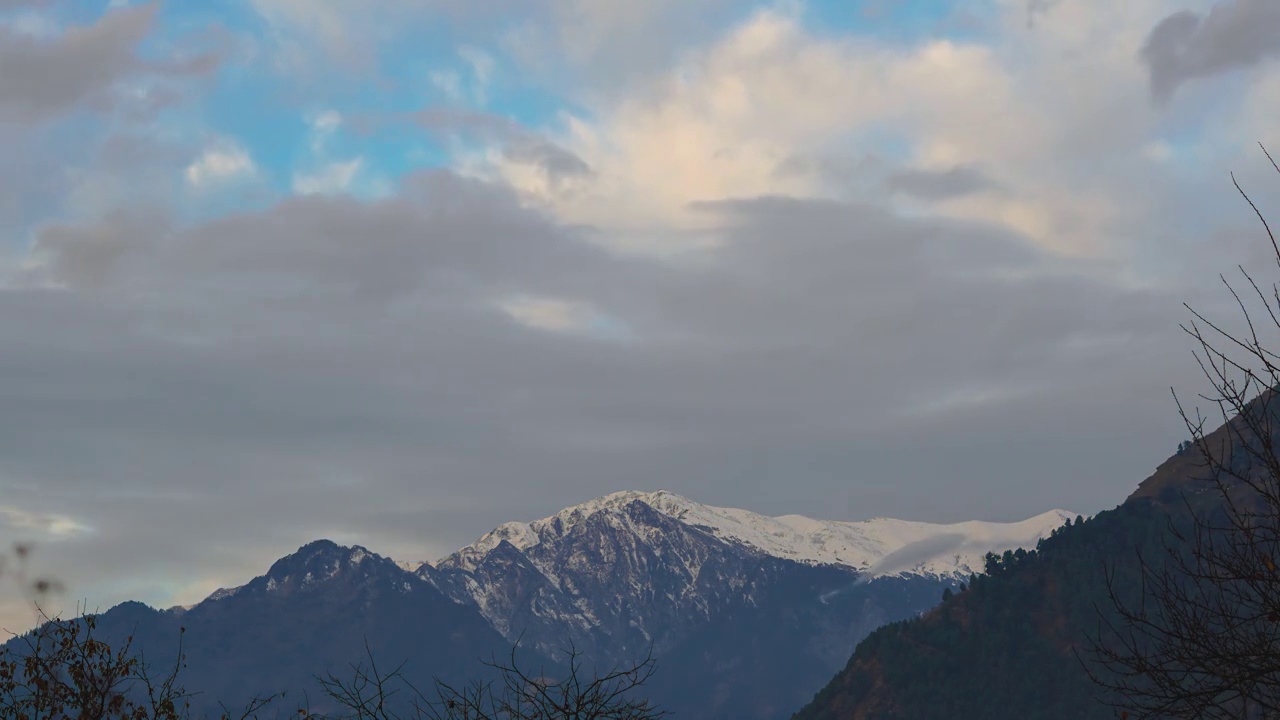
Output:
[
  {"xmin": 790, "ymin": 417, "xmax": 1240, "ymax": 720},
  {"xmin": 412, "ymin": 491, "xmax": 1071, "ymax": 720},
  {"xmin": 2, "ymin": 491, "xmax": 1071, "ymax": 720}
]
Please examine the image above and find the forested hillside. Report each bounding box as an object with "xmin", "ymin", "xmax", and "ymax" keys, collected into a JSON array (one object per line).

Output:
[{"xmin": 792, "ymin": 440, "xmax": 1217, "ymax": 720}]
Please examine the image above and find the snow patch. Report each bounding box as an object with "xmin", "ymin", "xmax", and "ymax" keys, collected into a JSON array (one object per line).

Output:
[{"xmin": 436, "ymin": 490, "xmax": 1074, "ymax": 579}]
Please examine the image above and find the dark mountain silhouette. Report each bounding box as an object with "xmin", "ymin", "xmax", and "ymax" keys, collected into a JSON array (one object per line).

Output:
[
  {"xmin": 73, "ymin": 541, "xmax": 515, "ymax": 716},
  {"xmin": 790, "ymin": 415, "xmax": 1250, "ymax": 720}
]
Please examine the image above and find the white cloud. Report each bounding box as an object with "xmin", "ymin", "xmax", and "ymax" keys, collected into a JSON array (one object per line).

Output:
[
  {"xmin": 428, "ymin": 48, "xmax": 497, "ymax": 106},
  {"xmin": 484, "ymin": 9, "xmax": 1010, "ymax": 237},
  {"xmin": 0, "ymin": 505, "xmax": 93, "ymax": 540},
  {"xmin": 306, "ymin": 109, "xmax": 343, "ymax": 152},
  {"xmin": 458, "ymin": 46, "xmax": 496, "ymax": 104},
  {"xmin": 497, "ymin": 294, "xmax": 620, "ymax": 337},
  {"xmin": 309, "ymin": 109, "xmax": 342, "ymax": 133},
  {"xmin": 466, "ymin": 2, "xmax": 1192, "ymax": 259},
  {"xmin": 293, "ymin": 157, "xmax": 364, "ymax": 195},
  {"xmin": 184, "ymin": 140, "xmax": 257, "ymax": 188},
  {"xmin": 429, "ymin": 69, "xmax": 464, "ymax": 102}
]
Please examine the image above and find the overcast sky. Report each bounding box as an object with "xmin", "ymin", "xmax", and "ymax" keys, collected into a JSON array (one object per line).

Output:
[{"xmin": 3, "ymin": 0, "xmax": 1280, "ymax": 630}]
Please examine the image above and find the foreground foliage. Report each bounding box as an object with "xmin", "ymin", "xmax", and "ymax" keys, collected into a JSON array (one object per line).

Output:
[{"xmin": 0, "ymin": 613, "xmax": 665, "ymax": 720}]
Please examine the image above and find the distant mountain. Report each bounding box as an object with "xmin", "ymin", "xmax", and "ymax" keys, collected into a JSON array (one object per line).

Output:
[
  {"xmin": 48, "ymin": 541, "xmax": 516, "ymax": 717},
  {"xmin": 429, "ymin": 490, "xmax": 1075, "ymax": 579},
  {"xmin": 409, "ymin": 491, "xmax": 1072, "ymax": 719},
  {"xmin": 5, "ymin": 492, "xmax": 1070, "ymax": 720}
]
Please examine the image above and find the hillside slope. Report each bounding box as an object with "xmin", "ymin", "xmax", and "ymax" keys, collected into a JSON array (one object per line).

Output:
[
  {"xmin": 19, "ymin": 541, "xmax": 517, "ymax": 718},
  {"xmin": 412, "ymin": 491, "xmax": 1071, "ymax": 719},
  {"xmin": 791, "ymin": 439, "xmax": 1219, "ymax": 720}
]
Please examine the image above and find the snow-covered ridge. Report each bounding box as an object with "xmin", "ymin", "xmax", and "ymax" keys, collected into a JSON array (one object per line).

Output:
[{"xmin": 436, "ymin": 490, "xmax": 1076, "ymax": 579}]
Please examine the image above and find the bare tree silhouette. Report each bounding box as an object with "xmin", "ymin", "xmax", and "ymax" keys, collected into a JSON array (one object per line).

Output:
[{"xmin": 1089, "ymin": 147, "xmax": 1280, "ymax": 718}]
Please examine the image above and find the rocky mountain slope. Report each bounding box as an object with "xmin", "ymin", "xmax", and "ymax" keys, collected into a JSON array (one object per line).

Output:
[
  {"xmin": 81, "ymin": 540, "xmax": 515, "ymax": 717},
  {"xmin": 409, "ymin": 490, "xmax": 1072, "ymax": 718},
  {"xmin": 429, "ymin": 490, "xmax": 1075, "ymax": 579},
  {"xmin": 7, "ymin": 491, "xmax": 1071, "ymax": 720}
]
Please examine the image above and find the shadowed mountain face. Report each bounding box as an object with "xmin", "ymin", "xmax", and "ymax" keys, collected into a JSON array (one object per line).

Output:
[
  {"xmin": 421, "ymin": 497, "xmax": 968, "ymax": 720},
  {"xmin": 789, "ymin": 417, "xmax": 1260, "ymax": 720},
  {"xmin": 4, "ymin": 494, "xmax": 1066, "ymax": 720},
  {"xmin": 791, "ymin": 506, "xmax": 1167, "ymax": 720},
  {"xmin": 67, "ymin": 541, "xmax": 517, "ymax": 717}
]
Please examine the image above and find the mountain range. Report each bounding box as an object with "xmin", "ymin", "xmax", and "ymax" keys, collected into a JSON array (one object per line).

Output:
[{"xmin": 10, "ymin": 490, "xmax": 1071, "ymax": 720}]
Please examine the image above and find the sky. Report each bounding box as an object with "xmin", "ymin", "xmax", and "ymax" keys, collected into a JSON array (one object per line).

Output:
[{"xmin": 3, "ymin": 0, "xmax": 1280, "ymax": 630}]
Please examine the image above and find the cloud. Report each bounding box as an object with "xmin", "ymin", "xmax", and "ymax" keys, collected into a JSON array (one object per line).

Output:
[
  {"xmin": 457, "ymin": 46, "xmax": 496, "ymax": 104},
  {"xmin": 310, "ymin": 110, "xmax": 342, "ymax": 132},
  {"xmin": 414, "ymin": 108, "xmax": 527, "ymax": 139},
  {"xmin": 1025, "ymin": 0, "xmax": 1063, "ymax": 27},
  {"xmin": 500, "ymin": 142, "xmax": 592, "ymax": 197},
  {"xmin": 245, "ymin": 0, "xmax": 521, "ymax": 77},
  {"xmin": 499, "ymin": 295, "xmax": 590, "ymax": 332},
  {"xmin": 501, "ymin": 0, "xmax": 755, "ymax": 95},
  {"xmin": 0, "ymin": 4, "xmax": 154, "ymax": 123},
  {"xmin": 244, "ymin": 0, "xmax": 747, "ymax": 93},
  {"xmin": 479, "ymin": 6, "xmax": 1151, "ymax": 257},
  {"xmin": 0, "ymin": 147, "xmax": 1223, "ymax": 637},
  {"xmin": 306, "ymin": 110, "xmax": 343, "ymax": 152},
  {"xmin": 491, "ymin": 9, "xmax": 881, "ymax": 232},
  {"xmin": 293, "ymin": 158, "xmax": 364, "ymax": 195},
  {"xmin": 497, "ymin": 294, "xmax": 624, "ymax": 339},
  {"xmin": 3, "ymin": 0, "xmax": 1276, "ymax": 636},
  {"xmin": 823, "ymin": 532, "xmax": 969, "ymax": 600},
  {"xmin": 1142, "ymin": 0, "xmax": 1280, "ymax": 103},
  {"xmin": 32, "ymin": 210, "xmax": 162, "ymax": 289},
  {"xmin": 0, "ymin": 506, "xmax": 92, "ymax": 540},
  {"xmin": 429, "ymin": 70, "xmax": 465, "ymax": 102},
  {"xmin": 309, "ymin": 108, "xmax": 345, "ymax": 136},
  {"xmin": 0, "ymin": 3, "xmax": 217, "ymax": 125},
  {"xmin": 410, "ymin": 108, "xmax": 592, "ymax": 199},
  {"xmin": 885, "ymin": 164, "xmax": 999, "ymax": 201},
  {"xmin": 13, "ymin": 174, "xmax": 1191, "ymax": 520},
  {"xmin": 185, "ymin": 140, "xmax": 257, "ymax": 188},
  {"xmin": 29, "ymin": 170, "xmax": 630, "ymax": 305},
  {"xmin": 869, "ymin": 534, "xmax": 966, "ymax": 576}
]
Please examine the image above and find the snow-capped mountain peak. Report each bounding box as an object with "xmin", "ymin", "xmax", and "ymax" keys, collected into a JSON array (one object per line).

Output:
[{"xmin": 435, "ymin": 491, "xmax": 1074, "ymax": 579}]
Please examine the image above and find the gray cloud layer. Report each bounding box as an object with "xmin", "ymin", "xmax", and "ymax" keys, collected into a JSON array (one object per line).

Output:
[
  {"xmin": 1142, "ymin": 0, "xmax": 1280, "ymax": 102},
  {"xmin": 0, "ymin": 4, "xmax": 155, "ymax": 124},
  {"xmin": 884, "ymin": 165, "xmax": 998, "ymax": 202},
  {"xmin": 1, "ymin": 168, "xmax": 1204, "ymax": 620},
  {"xmin": 0, "ymin": 3, "xmax": 219, "ymax": 125}
]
